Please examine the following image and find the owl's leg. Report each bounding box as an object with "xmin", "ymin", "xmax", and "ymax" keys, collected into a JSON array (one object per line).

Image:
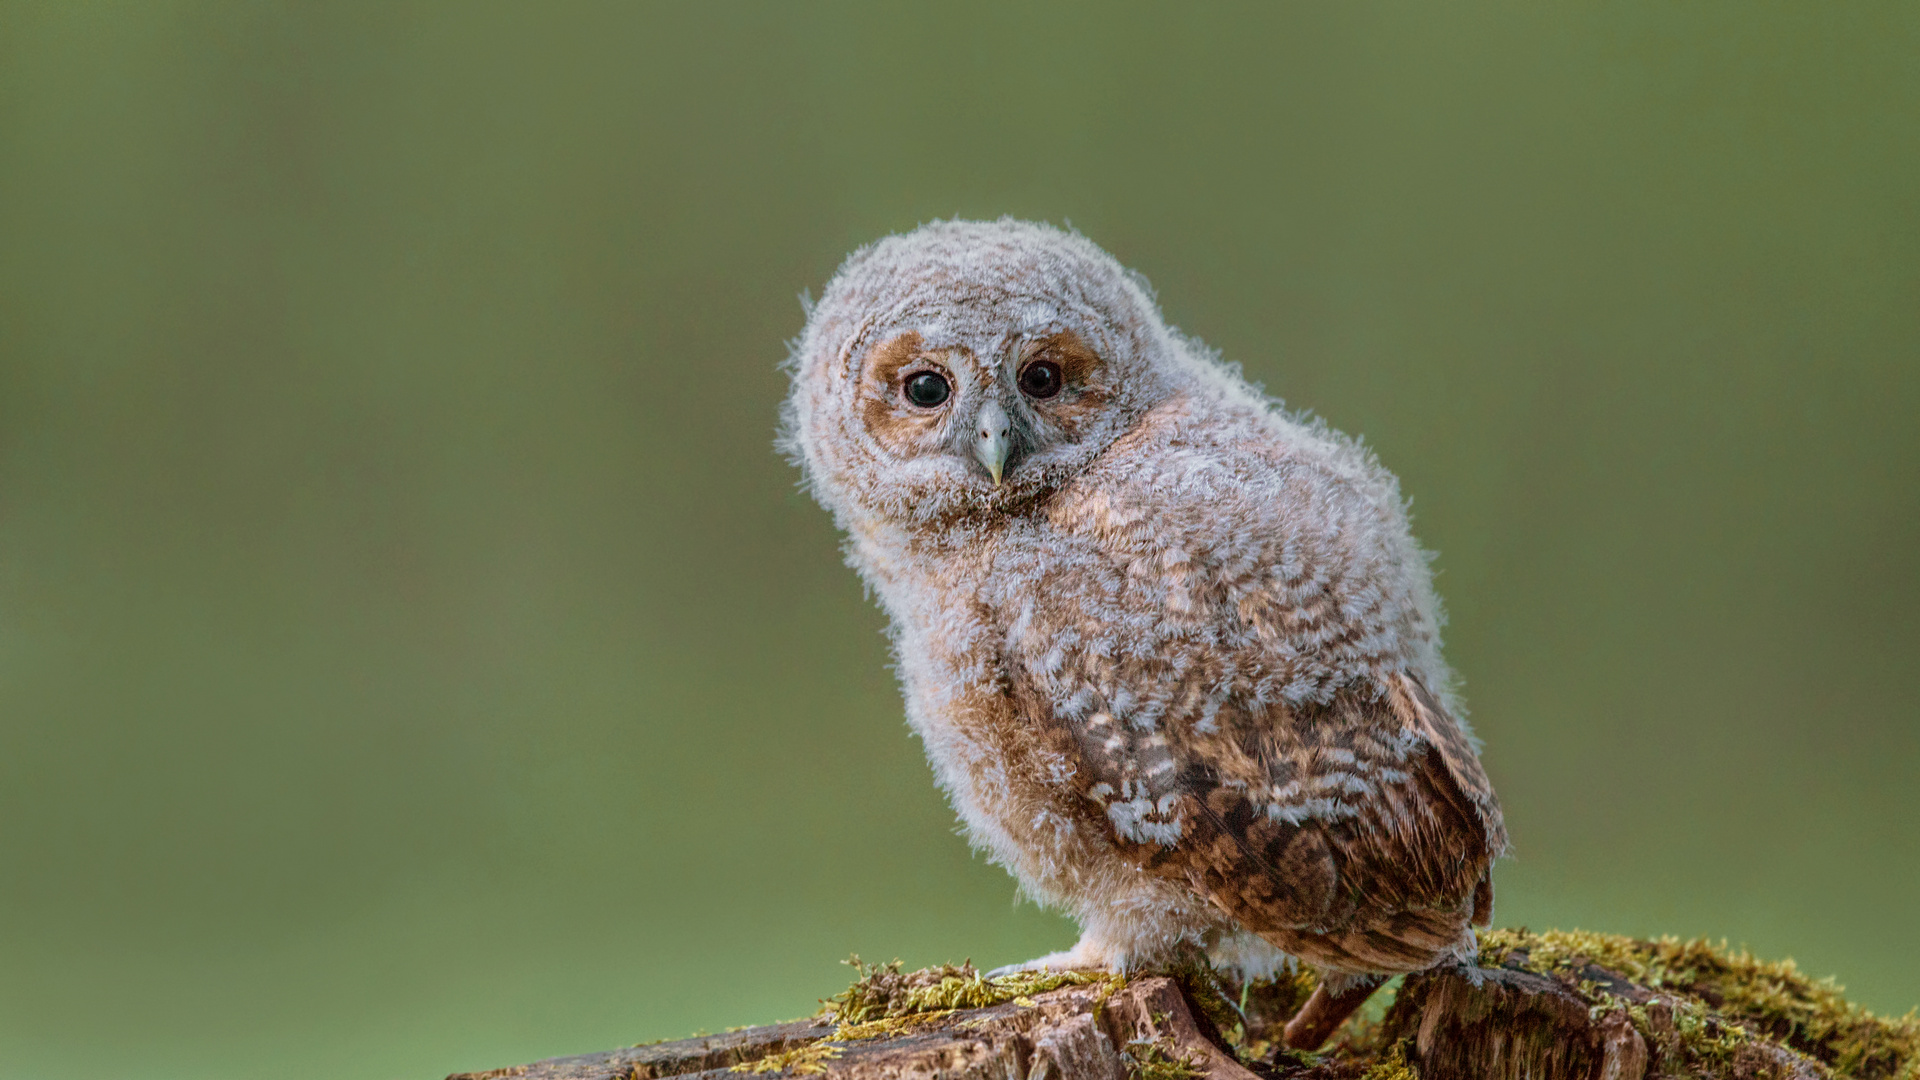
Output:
[
  {"xmin": 984, "ymin": 933, "xmax": 1120, "ymax": 978},
  {"xmin": 987, "ymin": 879, "xmax": 1222, "ymax": 977},
  {"xmin": 1282, "ymin": 971, "xmax": 1388, "ymax": 1050}
]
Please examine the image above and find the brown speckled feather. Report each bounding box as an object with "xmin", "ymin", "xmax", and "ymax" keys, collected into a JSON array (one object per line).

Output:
[
  {"xmin": 1013, "ymin": 666, "xmax": 1504, "ymax": 972},
  {"xmin": 981, "ymin": 392, "xmax": 1510, "ymax": 974}
]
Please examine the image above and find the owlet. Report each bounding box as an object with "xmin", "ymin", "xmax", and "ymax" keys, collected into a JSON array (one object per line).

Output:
[{"xmin": 780, "ymin": 219, "xmax": 1506, "ymax": 1047}]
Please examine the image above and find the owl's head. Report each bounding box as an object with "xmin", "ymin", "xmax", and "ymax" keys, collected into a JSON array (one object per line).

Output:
[{"xmin": 783, "ymin": 219, "xmax": 1189, "ymax": 527}]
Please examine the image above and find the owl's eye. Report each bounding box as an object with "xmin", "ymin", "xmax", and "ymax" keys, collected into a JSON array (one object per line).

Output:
[
  {"xmin": 903, "ymin": 371, "xmax": 951, "ymax": 408},
  {"xmin": 1018, "ymin": 359, "xmax": 1064, "ymax": 399}
]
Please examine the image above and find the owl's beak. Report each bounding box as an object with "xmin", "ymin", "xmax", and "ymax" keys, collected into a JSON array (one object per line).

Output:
[{"xmin": 974, "ymin": 399, "xmax": 1011, "ymax": 486}]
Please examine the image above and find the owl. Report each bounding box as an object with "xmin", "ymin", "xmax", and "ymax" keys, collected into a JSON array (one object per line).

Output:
[{"xmin": 780, "ymin": 219, "xmax": 1506, "ymax": 1049}]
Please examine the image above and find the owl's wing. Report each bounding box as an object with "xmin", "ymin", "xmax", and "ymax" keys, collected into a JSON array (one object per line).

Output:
[{"xmin": 1013, "ymin": 668, "xmax": 1506, "ymax": 973}]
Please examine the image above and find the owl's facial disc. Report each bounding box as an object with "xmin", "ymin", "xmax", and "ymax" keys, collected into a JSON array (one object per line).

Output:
[
  {"xmin": 793, "ymin": 221, "xmax": 1197, "ymax": 524},
  {"xmin": 847, "ymin": 324, "xmax": 1133, "ymax": 510}
]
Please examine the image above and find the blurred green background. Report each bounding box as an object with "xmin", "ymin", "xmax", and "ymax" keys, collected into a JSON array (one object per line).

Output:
[{"xmin": 1, "ymin": 3, "xmax": 1915, "ymax": 1078}]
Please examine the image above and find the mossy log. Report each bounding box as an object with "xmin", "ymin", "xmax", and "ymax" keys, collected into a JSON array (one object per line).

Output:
[
  {"xmin": 448, "ymin": 932, "xmax": 1918, "ymax": 1080},
  {"xmin": 447, "ymin": 978, "xmax": 1249, "ymax": 1080}
]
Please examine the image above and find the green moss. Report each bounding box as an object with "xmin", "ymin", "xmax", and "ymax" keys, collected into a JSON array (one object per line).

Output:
[
  {"xmin": 793, "ymin": 934, "xmax": 1911, "ymax": 1079},
  {"xmin": 1481, "ymin": 928, "xmax": 1920, "ymax": 1079},
  {"xmin": 823, "ymin": 956, "xmax": 1122, "ymax": 1025},
  {"xmin": 720, "ymin": 957, "xmax": 1130, "ymax": 1077},
  {"xmin": 1160, "ymin": 958, "xmax": 1251, "ymax": 1043},
  {"xmin": 830, "ymin": 1010, "xmax": 955, "ymax": 1042},
  {"xmin": 1120, "ymin": 1034, "xmax": 1206, "ymax": 1080},
  {"xmin": 1355, "ymin": 1041, "xmax": 1419, "ymax": 1080},
  {"xmin": 728, "ymin": 1041, "xmax": 842, "ymax": 1076}
]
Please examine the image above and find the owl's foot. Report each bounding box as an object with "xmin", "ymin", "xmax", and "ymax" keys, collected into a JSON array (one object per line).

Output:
[
  {"xmin": 985, "ymin": 936, "xmax": 1120, "ymax": 978},
  {"xmin": 1282, "ymin": 972, "xmax": 1388, "ymax": 1050}
]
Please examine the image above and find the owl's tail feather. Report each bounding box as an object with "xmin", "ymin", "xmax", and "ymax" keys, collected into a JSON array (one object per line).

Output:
[{"xmin": 1281, "ymin": 973, "xmax": 1389, "ymax": 1051}]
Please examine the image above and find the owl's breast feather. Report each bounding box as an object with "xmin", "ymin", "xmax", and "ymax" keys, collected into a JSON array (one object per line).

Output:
[{"xmin": 1020, "ymin": 394, "xmax": 1439, "ymax": 700}]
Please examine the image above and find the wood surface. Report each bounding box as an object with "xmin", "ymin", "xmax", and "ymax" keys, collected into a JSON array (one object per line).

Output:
[{"xmin": 447, "ymin": 960, "xmax": 1836, "ymax": 1080}]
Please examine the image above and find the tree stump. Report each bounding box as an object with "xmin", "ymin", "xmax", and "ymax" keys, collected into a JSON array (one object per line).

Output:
[
  {"xmin": 447, "ymin": 931, "xmax": 1919, "ymax": 1080},
  {"xmin": 446, "ymin": 978, "xmax": 1250, "ymax": 1080}
]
